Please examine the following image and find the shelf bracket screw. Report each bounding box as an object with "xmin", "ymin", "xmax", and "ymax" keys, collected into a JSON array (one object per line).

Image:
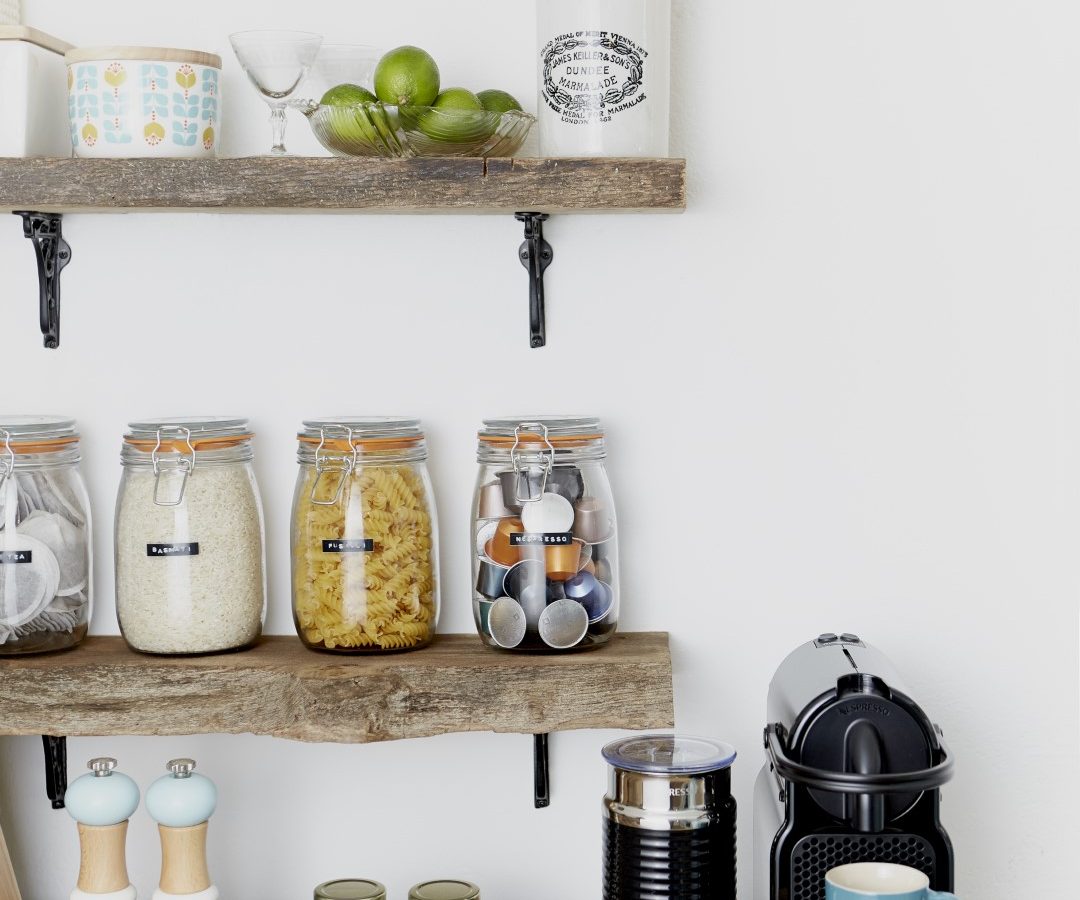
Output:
[
  {"xmin": 14, "ymin": 212, "xmax": 71, "ymax": 350},
  {"xmin": 516, "ymin": 212, "xmax": 553, "ymax": 349}
]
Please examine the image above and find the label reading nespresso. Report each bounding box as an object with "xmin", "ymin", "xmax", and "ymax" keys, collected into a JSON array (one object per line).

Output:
[
  {"xmin": 146, "ymin": 543, "xmax": 200, "ymax": 558},
  {"xmin": 510, "ymin": 532, "xmax": 573, "ymax": 546},
  {"xmin": 323, "ymin": 539, "xmax": 374, "ymax": 553},
  {"xmin": 0, "ymin": 550, "xmax": 31, "ymax": 564}
]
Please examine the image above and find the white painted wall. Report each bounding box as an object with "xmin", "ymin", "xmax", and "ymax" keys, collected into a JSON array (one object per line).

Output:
[{"xmin": 1, "ymin": 1, "xmax": 1077, "ymax": 898}]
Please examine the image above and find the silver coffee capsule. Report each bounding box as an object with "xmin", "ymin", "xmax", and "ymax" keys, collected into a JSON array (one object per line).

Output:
[
  {"xmin": 475, "ymin": 520, "xmax": 498, "ymax": 556},
  {"xmin": 518, "ymin": 582, "xmax": 547, "ymax": 636},
  {"xmin": 488, "ymin": 597, "xmax": 527, "ymax": 649},
  {"xmin": 477, "ymin": 480, "xmax": 516, "ymax": 519},
  {"xmin": 539, "ymin": 599, "xmax": 589, "ymax": 650},
  {"xmin": 476, "ymin": 557, "xmax": 512, "ymax": 600},
  {"xmin": 503, "ymin": 558, "xmax": 546, "ymax": 601},
  {"xmin": 476, "ymin": 598, "xmax": 496, "ymax": 637},
  {"xmin": 573, "ymin": 496, "xmax": 615, "ymax": 544}
]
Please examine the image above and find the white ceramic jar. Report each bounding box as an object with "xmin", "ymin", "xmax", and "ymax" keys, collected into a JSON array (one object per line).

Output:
[
  {"xmin": 66, "ymin": 46, "xmax": 222, "ymax": 158},
  {"xmin": 537, "ymin": 0, "xmax": 671, "ymax": 157},
  {"xmin": 0, "ymin": 26, "xmax": 73, "ymax": 157}
]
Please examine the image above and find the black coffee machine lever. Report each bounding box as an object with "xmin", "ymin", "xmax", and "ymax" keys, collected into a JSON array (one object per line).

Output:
[{"xmin": 764, "ymin": 723, "xmax": 955, "ymax": 801}]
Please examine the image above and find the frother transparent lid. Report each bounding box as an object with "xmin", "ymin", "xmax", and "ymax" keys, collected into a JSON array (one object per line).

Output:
[{"xmin": 602, "ymin": 735, "xmax": 737, "ymax": 775}]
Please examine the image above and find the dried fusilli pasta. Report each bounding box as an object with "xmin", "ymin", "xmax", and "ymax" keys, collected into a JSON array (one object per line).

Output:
[{"xmin": 293, "ymin": 464, "xmax": 437, "ymax": 651}]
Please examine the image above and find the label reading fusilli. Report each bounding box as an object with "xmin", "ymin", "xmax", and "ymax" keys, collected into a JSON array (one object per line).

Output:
[
  {"xmin": 146, "ymin": 543, "xmax": 200, "ymax": 558},
  {"xmin": 510, "ymin": 532, "xmax": 573, "ymax": 546},
  {"xmin": 322, "ymin": 539, "xmax": 374, "ymax": 553},
  {"xmin": 0, "ymin": 550, "xmax": 31, "ymax": 564}
]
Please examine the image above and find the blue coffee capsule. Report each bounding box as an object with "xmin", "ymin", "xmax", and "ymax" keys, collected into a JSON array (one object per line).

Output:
[{"xmin": 546, "ymin": 579, "xmax": 567, "ymax": 603}]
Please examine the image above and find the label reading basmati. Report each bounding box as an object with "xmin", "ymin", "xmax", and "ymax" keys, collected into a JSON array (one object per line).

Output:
[
  {"xmin": 322, "ymin": 539, "xmax": 374, "ymax": 553},
  {"xmin": 146, "ymin": 543, "xmax": 200, "ymax": 558},
  {"xmin": 0, "ymin": 550, "xmax": 31, "ymax": 564}
]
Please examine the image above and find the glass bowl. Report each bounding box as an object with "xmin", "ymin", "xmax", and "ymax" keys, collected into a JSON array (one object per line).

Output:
[{"xmin": 295, "ymin": 99, "xmax": 536, "ymax": 158}]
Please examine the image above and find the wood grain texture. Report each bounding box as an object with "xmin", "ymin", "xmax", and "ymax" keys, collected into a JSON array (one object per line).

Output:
[
  {"xmin": 0, "ymin": 819, "xmax": 20, "ymax": 900},
  {"xmin": 77, "ymin": 822, "xmax": 131, "ymax": 894},
  {"xmin": 0, "ymin": 157, "xmax": 686, "ymax": 214},
  {"xmin": 0, "ymin": 634, "xmax": 673, "ymax": 742}
]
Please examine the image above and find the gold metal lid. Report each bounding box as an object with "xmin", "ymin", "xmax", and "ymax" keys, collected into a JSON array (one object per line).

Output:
[
  {"xmin": 314, "ymin": 879, "xmax": 387, "ymax": 900},
  {"xmin": 65, "ymin": 45, "xmax": 222, "ymax": 68},
  {"xmin": 409, "ymin": 881, "xmax": 480, "ymax": 900}
]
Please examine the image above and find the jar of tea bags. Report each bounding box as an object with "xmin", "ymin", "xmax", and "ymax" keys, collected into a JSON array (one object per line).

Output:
[
  {"xmin": 115, "ymin": 418, "xmax": 266, "ymax": 655},
  {"xmin": 292, "ymin": 418, "xmax": 439, "ymax": 653},
  {"xmin": 0, "ymin": 417, "xmax": 92, "ymax": 655},
  {"xmin": 473, "ymin": 417, "xmax": 619, "ymax": 651}
]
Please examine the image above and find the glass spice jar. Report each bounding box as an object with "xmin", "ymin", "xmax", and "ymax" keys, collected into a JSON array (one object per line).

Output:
[
  {"xmin": 292, "ymin": 418, "xmax": 440, "ymax": 653},
  {"xmin": 409, "ymin": 881, "xmax": 480, "ymax": 900},
  {"xmin": 0, "ymin": 417, "xmax": 92, "ymax": 655},
  {"xmin": 315, "ymin": 880, "xmax": 387, "ymax": 900},
  {"xmin": 472, "ymin": 417, "xmax": 619, "ymax": 652},
  {"xmin": 114, "ymin": 418, "xmax": 266, "ymax": 655}
]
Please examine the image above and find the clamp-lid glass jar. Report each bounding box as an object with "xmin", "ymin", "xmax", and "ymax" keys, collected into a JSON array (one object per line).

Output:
[
  {"xmin": 292, "ymin": 418, "xmax": 439, "ymax": 653},
  {"xmin": 472, "ymin": 417, "xmax": 619, "ymax": 652},
  {"xmin": 115, "ymin": 417, "xmax": 266, "ymax": 655},
  {"xmin": 0, "ymin": 416, "xmax": 92, "ymax": 655}
]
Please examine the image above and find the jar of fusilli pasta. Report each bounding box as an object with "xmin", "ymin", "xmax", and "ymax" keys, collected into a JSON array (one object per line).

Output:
[
  {"xmin": 473, "ymin": 417, "xmax": 619, "ymax": 652},
  {"xmin": 292, "ymin": 418, "xmax": 440, "ymax": 653}
]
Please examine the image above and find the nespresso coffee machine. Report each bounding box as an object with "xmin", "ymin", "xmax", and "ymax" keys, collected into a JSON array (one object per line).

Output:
[{"xmin": 754, "ymin": 634, "xmax": 955, "ymax": 900}]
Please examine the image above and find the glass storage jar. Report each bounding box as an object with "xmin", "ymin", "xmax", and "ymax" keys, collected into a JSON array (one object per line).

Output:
[
  {"xmin": 0, "ymin": 417, "xmax": 92, "ymax": 655},
  {"xmin": 292, "ymin": 418, "xmax": 439, "ymax": 653},
  {"xmin": 472, "ymin": 416, "xmax": 619, "ymax": 651},
  {"xmin": 115, "ymin": 418, "xmax": 266, "ymax": 655}
]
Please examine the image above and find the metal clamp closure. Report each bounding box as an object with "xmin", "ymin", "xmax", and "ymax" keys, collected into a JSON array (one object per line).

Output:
[
  {"xmin": 0, "ymin": 430, "xmax": 13, "ymax": 492},
  {"xmin": 510, "ymin": 422, "xmax": 554, "ymax": 503},
  {"xmin": 151, "ymin": 427, "xmax": 196, "ymax": 507},
  {"xmin": 310, "ymin": 425, "xmax": 358, "ymax": 506}
]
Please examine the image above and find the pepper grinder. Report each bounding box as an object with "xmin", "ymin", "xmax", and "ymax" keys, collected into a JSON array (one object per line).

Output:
[
  {"xmin": 146, "ymin": 759, "xmax": 219, "ymax": 900},
  {"xmin": 64, "ymin": 758, "xmax": 140, "ymax": 900}
]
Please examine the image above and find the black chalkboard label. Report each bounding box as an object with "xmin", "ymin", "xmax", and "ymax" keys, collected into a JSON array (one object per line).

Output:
[
  {"xmin": 0, "ymin": 550, "xmax": 31, "ymax": 564},
  {"xmin": 323, "ymin": 539, "xmax": 374, "ymax": 553},
  {"xmin": 510, "ymin": 532, "xmax": 573, "ymax": 546},
  {"xmin": 146, "ymin": 543, "xmax": 200, "ymax": 558}
]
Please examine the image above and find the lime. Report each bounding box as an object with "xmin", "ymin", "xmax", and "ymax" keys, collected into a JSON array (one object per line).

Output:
[
  {"xmin": 477, "ymin": 89, "xmax": 523, "ymax": 115},
  {"xmin": 321, "ymin": 83, "xmax": 377, "ymax": 106},
  {"xmin": 416, "ymin": 87, "xmax": 491, "ymax": 142},
  {"xmin": 374, "ymin": 46, "xmax": 441, "ymax": 107}
]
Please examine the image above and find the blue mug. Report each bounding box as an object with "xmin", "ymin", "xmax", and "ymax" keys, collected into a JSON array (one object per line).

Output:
[{"xmin": 826, "ymin": 863, "xmax": 958, "ymax": 899}]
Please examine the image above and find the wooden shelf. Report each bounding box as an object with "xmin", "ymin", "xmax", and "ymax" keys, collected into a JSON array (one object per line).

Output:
[
  {"xmin": 0, "ymin": 633, "xmax": 673, "ymax": 743},
  {"xmin": 0, "ymin": 157, "xmax": 686, "ymax": 214}
]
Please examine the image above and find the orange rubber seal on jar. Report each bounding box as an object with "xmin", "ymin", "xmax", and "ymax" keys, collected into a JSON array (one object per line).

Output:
[
  {"xmin": 6, "ymin": 436, "xmax": 80, "ymax": 454},
  {"xmin": 297, "ymin": 434, "xmax": 424, "ymax": 452},
  {"xmin": 124, "ymin": 434, "xmax": 254, "ymax": 453},
  {"xmin": 478, "ymin": 432, "xmax": 603, "ymax": 448}
]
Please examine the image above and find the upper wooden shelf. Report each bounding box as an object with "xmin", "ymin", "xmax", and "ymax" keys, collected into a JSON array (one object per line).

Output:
[
  {"xmin": 0, "ymin": 633, "xmax": 673, "ymax": 743},
  {"xmin": 0, "ymin": 157, "xmax": 686, "ymax": 214}
]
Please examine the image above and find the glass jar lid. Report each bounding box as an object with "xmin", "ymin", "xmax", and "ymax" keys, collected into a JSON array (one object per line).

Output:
[
  {"xmin": 315, "ymin": 879, "xmax": 387, "ymax": 900},
  {"xmin": 602, "ymin": 735, "xmax": 737, "ymax": 775},
  {"xmin": 477, "ymin": 416, "xmax": 604, "ymax": 464},
  {"xmin": 0, "ymin": 416, "xmax": 80, "ymax": 459},
  {"xmin": 298, "ymin": 417, "xmax": 426, "ymax": 463},
  {"xmin": 409, "ymin": 881, "xmax": 480, "ymax": 900},
  {"xmin": 125, "ymin": 417, "xmax": 252, "ymax": 449}
]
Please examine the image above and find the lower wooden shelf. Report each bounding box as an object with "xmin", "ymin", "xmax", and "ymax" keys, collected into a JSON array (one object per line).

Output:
[{"xmin": 0, "ymin": 633, "xmax": 673, "ymax": 743}]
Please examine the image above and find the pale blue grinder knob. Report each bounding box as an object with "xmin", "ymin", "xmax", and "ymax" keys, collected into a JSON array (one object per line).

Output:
[
  {"xmin": 64, "ymin": 758, "xmax": 140, "ymax": 827},
  {"xmin": 146, "ymin": 758, "xmax": 217, "ymax": 827}
]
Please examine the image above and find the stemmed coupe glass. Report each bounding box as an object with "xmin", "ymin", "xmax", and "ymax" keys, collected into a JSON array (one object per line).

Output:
[{"xmin": 230, "ymin": 30, "xmax": 323, "ymax": 156}]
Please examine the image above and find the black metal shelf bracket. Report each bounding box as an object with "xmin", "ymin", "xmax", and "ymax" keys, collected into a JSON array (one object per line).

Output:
[
  {"xmin": 42, "ymin": 735, "xmax": 67, "ymax": 810},
  {"xmin": 534, "ymin": 733, "xmax": 550, "ymax": 808},
  {"xmin": 14, "ymin": 211, "xmax": 71, "ymax": 350},
  {"xmin": 516, "ymin": 212, "xmax": 553, "ymax": 349}
]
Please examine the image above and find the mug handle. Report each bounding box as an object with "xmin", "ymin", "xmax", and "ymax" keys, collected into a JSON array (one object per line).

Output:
[{"xmin": 928, "ymin": 893, "xmax": 959, "ymax": 899}]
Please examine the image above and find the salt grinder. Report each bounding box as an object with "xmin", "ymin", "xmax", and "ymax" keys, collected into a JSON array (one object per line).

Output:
[
  {"xmin": 146, "ymin": 759, "xmax": 219, "ymax": 900},
  {"xmin": 64, "ymin": 757, "xmax": 140, "ymax": 900}
]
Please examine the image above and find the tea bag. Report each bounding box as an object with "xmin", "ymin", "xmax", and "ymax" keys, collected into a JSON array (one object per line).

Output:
[
  {"xmin": 31, "ymin": 471, "xmax": 87, "ymax": 527},
  {"xmin": 17, "ymin": 510, "xmax": 88, "ymax": 595},
  {"xmin": 0, "ymin": 476, "xmax": 61, "ymax": 634}
]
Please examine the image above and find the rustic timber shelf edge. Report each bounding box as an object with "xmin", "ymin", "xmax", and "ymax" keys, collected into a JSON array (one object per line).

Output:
[
  {"xmin": 2, "ymin": 156, "xmax": 686, "ymax": 350},
  {"xmin": 1, "ymin": 632, "xmax": 673, "ymax": 809}
]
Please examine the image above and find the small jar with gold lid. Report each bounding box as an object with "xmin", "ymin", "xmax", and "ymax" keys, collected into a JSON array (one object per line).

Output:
[
  {"xmin": 315, "ymin": 879, "xmax": 387, "ymax": 900},
  {"xmin": 292, "ymin": 418, "xmax": 440, "ymax": 653},
  {"xmin": 472, "ymin": 416, "xmax": 619, "ymax": 652},
  {"xmin": 409, "ymin": 881, "xmax": 480, "ymax": 900}
]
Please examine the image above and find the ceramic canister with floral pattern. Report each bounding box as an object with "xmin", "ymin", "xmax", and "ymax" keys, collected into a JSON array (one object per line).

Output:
[{"xmin": 65, "ymin": 46, "xmax": 222, "ymax": 158}]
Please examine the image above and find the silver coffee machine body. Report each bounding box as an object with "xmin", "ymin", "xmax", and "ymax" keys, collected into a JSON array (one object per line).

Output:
[{"xmin": 754, "ymin": 634, "xmax": 955, "ymax": 900}]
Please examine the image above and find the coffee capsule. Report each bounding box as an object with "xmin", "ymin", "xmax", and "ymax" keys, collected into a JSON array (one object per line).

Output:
[
  {"xmin": 476, "ymin": 598, "xmax": 495, "ymax": 637},
  {"xmin": 546, "ymin": 579, "xmax": 567, "ymax": 603},
  {"xmin": 518, "ymin": 583, "xmax": 547, "ymax": 636},
  {"xmin": 504, "ymin": 558, "xmax": 546, "ymax": 601},
  {"xmin": 563, "ymin": 571, "xmax": 614, "ymax": 622},
  {"xmin": 564, "ymin": 570, "xmax": 600, "ymax": 602},
  {"xmin": 521, "ymin": 492, "xmax": 575, "ymax": 534},
  {"xmin": 593, "ymin": 557, "xmax": 613, "ymax": 584},
  {"xmin": 498, "ymin": 470, "xmax": 545, "ymax": 512},
  {"xmin": 475, "ymin": 520, "xmax": 498, "ymax": 556},
  {"xmin": 488, "ymin": 597, "xmax": 527, "ymax": 649},
  {"xmin": 587, "ymin": 585, "xmax": 618, "ymax": 636},
  {"xmin": 539, "ymin": 599, "xmax": 589, "ymax": 649},
  {"xmin": 589, "ymin": 535, "xmax": 615, "ymax": 563},
  {"xmin": 485, "ymin": 517, "xmax": 524, "ymax": 567},
  {"xmin": 476, "ymin": 557, "xmax": 512, "ymax": 600},
  {"xmin": 545, "ymin": 538, "xmax": 584, "ymax": 581},
  {"xmin": 477, "ymin": 480, "xmax": 516, "ymax": 519},
  {"xmin": 548, "ymin": 466, "xmax": 585, "ymax": 506},
  {"xmin": 573, "ymin": 496, "xmax": 614, "ymax": 544}
]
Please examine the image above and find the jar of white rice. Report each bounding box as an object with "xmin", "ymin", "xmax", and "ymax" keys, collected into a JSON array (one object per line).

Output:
[{"xmin": 115, "ymin": 417, "xmax": 266, "ymax": 655}]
